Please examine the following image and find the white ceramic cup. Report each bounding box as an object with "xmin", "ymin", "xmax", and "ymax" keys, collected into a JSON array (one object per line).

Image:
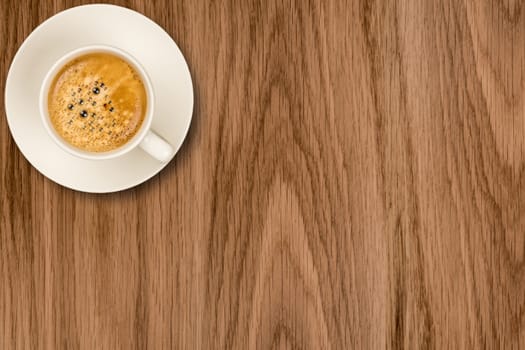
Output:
[{"xmin": 39, "ymin": 45, "xmax": 173, "ymax": 162}]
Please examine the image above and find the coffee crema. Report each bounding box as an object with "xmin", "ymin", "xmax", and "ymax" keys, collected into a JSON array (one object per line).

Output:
[{"xmin": 47, "ymin": 52, "xmax": 147, "ymax": 152}]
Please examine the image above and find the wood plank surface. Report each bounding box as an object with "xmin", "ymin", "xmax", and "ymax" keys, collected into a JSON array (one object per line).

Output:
[{"xmin": 2, "ymin": 0, "xmax": 525, "ymax": 348}]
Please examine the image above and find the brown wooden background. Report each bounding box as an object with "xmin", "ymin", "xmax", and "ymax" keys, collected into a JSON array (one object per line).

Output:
[{"xmin": 2, "ymin": 0, "xmax": 525, "ymax": 349}]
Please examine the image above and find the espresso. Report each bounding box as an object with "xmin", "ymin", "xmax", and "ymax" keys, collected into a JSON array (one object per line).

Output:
[{"xmin": 48, "ymin": 53, "xmax": 147, "ymax": 152}]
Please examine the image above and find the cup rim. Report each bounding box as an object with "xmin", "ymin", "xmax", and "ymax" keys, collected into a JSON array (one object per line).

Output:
[{"xmin": 39, "ymin": 44, "xmax": 154, "ymax": 160}]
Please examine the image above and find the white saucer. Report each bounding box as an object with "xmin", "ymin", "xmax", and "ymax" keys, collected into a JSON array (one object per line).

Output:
[{"xmin": 5, "ymin": 4, "xmax": 193, "ymax": 193}]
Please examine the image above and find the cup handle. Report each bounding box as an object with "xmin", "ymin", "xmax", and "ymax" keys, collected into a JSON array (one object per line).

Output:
[{"xmin": 139, "ymin": 130, "xmax": 174, "ymax": 162}]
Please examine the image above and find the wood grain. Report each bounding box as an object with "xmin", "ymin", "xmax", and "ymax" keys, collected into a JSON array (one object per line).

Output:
[{"xmin": 2, "ymin": 0, "xmax": 525, "ymax": 348}]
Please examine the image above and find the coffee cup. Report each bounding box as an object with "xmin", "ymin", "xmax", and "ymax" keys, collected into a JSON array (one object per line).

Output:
[{"xmin": 39, "ymin": 45, "xmax": 173, "ymax": 162}]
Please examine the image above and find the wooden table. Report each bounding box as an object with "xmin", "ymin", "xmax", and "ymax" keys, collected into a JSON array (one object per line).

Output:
[{"xmin": 1, "ymin": 0, "xmax": 524, "ymax": 348}]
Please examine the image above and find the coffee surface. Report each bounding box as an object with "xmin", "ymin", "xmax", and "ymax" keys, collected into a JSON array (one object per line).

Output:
[{"xmin": 48, "ymin": 52, "xmax": 147, "ymax": 152}]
